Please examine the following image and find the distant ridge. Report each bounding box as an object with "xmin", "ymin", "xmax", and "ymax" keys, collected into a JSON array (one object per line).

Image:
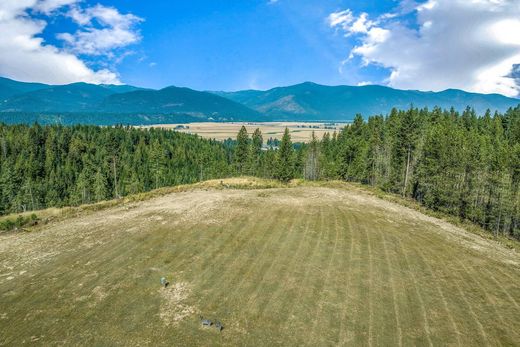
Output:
[
  {"xmin": 98, "ymin": 86, "xmax": 261, "ymax": 119},
  {"xmin": 0, "ymin": 77, "xmax": 518, "ymax": 125},
  {"xmin": 214, "ymin": 82, "xmax": 520, "ymax": 121}
]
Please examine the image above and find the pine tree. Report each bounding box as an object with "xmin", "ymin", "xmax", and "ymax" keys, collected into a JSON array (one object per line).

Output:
[
  {"xmin": 304, "ymin": 132, "xmax": 319, "ymax": 180},
  {"xmin": 234, "ymin": 126, "xmax": 250, "ymax": 174},
  {"xmin": 93, "ymin": 170, "xmax": 109, "ymax": 201},
  {"xmin": 275, "ymin": 128, "xmax": 294, "ymax": 183},
  {"xmin": 0, "ymin": 164, "xmax": 16, "ymax": 213},
  {"xmin": 248, "ymin": 128, "xmax": 263, "ymax": 175},
  {"xmin": 150, "ymin": 138, "xmax": 166, "ymax": 189}
]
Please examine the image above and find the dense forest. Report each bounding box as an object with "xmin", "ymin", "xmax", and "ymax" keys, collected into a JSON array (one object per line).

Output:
[
  {"xmin": 0, "ymin": 124, "xmax": 233, "ymax": 214},
  {"xmin": 1, "ymin": 104, "xmax": 519, "ymax": 239}
]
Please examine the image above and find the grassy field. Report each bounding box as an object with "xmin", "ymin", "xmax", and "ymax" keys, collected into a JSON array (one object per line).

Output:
[
  {"xmin": 142, "ymin": 122, "xmax": 346, "ymax": 142},
  {"xmin": 0, "ymin": 181, "xmax": 519, "ymax": 346}
]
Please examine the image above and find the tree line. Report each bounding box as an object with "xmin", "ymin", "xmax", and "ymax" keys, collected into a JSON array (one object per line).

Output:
[{"xmin": 1, "ymin": 104, "xmax": 519, "ymax": 239}]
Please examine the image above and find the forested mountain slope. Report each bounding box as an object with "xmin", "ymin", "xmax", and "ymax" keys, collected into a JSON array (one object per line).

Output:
[
  {"xmin": 215, "ymin": 82, "xmax": 520, "ymax": 121},
  {"xmin": 1, "ymin": 77, "xmax": 519, "ymax": 124},
  {"xmin": 98, "ymin": 86, "xmax": 261, "ymax": 119},
  {"xmin": 0, "ymin": 77, "xmax": 260, "ymax": 123}
]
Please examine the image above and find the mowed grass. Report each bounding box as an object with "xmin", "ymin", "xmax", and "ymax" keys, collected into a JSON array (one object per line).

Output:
[{"xmin": 0, "ymin": 186, "xmax": 519, "ymax": 346}]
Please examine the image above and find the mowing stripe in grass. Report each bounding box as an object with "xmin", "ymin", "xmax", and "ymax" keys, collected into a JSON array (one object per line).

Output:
[
  {"xmin": 338, "ymin": 210, "xmax": 356, "ymax": 346},
  {"xmin": 243, "ymin": 205, "xmax": 303, "ymax": 316},
  {"xmin": 248, "ymin": 211, "xmax": 309, "ymax": 324},
  {"xmin": 7, "ymin": 222, "xmax": 147, "ymax": 326},
  {"xmin": 304, "ymin": 204, "xmax": 340, "ymax": 346},
  {"xmin": 395, "ymin": 224, "xmax": 492, "ymax": 346},
  {"xmin": 481, "ymin": 267, "xmax": 519, "ymax": 309},
  {"xmin": 371, "ymin": 226, "xmax": 402, "ymax": 346},
  {"xmin": 394, "ymin": 235, "xmax": 433, "ymax": 346},
  {"xmin": 187, "ymin": 208, "xmax": 261, "ymax": 281},
  {"xmin": 308, "ymin": 205, "xmax": 344, "ymax": 346},
  {"xmin": 325, "ymin": 206, "xmax": 352, "ymax": 346},
  {"xmin": 493, "ymin": 266, "xmax": 520, "ymax": 286},
  {"xmin": 366, "ymin": 219, "xmax": 375, "ymax": 347},
  {"xmin": 456, "ymin": 260, "xmax": 517, "ymax": 336},
  {"xmin": 411, "ymin": 226, "xmax": 520, "ymax": 342},
  {"xmin": 259, "ymin": 209, "xmax": 314, "ymax": 320},
  {"xmin": 199, "ymin": 205, "xmax": 284, "ymax": 310},
  {"xmin": 348, "ymin": 213, "xmax": 371, "ymax": 346},
  {"xmin": 381, "ymin": 231, "xmax": 404, "ymax": 347},
  {"xmin": 269, "ymin": 208, "xmax": 321, "ymax": 344},
  {"xmin": 392, "ymin": 228, "xmax": 463, "ymax": 346},
  {"xmin": 282, "ymin": 205, "xmax": 328, "ymax": 346},
  {"xmin": 167, "ymin": 209, "xmax": 249, "ymax": 274},
  {"xmin": 403, "ymin": 222, "xmax": 519, "ymax": 345},
  {"xmin": 205, "ymin": 205, "xmax": 291, "ymax": 329},
  {"xmin": 240, "ymin": 209, "xmax": 307, "ymax": 345},
  {"xmin": 407, "ymin": 243, "xmax": 463, "ymax": 346},
  {"xmin": 220, "ymin": 206, "xmax": 293, "ymax": 302},
  {"xmin": 419, "ymin": 230, "xmax": 519, "ymax": 341}
]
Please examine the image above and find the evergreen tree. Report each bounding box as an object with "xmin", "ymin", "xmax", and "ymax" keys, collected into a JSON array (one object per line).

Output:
[
  {"xmin": 234, "ymin": 126, "xmax": 249, "ymax": 174},
  {"xmin": 93, "ymin": 170, "xmax": 109, "ymax": 201},
  {"xmin": 304, "ymin": 132, "xmax": 319, "ymax": 180},
  {"xmin": 275, "ymin": 128, "xmax": 294, "ymax": 183},
  {"xmin": 248, "ymin": 128, "xmax": 263, "ymax": 174}
]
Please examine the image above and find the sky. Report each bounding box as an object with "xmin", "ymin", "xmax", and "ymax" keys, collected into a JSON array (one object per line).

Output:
[{"xmin": 0, "ymin": 0, "xmax": 519, "ymax": 97}]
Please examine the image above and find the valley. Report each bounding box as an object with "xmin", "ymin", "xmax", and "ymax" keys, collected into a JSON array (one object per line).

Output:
[{"xmin": 143, "ymin": 122, "xmax": 346, "ymax": 142}]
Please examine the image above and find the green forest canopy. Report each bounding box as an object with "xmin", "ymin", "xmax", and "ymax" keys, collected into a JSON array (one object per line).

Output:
[{"xmin": 1, "ymin": 105, "xmax": 519, "ymax": 239}]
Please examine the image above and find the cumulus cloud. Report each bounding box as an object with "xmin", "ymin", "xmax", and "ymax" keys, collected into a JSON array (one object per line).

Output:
[
  {"xmin": 0, "ymin": 0, "xmax": 142, "ymax": 85},
  {"xmin": 328, "ymin": 0, "xmax": 520, "ymax": 97},
  {"xmin": 34, "ymin": 0, "xmax": 78, "ymax": 14},
  {"xmin": 58, "ymin": 4, "xmax": 142, "ymax": 56}
]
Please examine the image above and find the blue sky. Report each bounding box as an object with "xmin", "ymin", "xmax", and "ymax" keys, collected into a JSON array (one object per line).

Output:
[
  {"xmin": 1, "ymin": 0, "xmax": 520, "ymax": 96},
  {"xmin": 46, "ymin": 0, "xmax": 401, "ymax": 90}
]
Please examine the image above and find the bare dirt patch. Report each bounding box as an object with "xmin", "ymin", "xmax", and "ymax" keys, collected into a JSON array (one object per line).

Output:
[{"xmin": 158, "ymin": 282, "xmax": 195, "ymax": 326}]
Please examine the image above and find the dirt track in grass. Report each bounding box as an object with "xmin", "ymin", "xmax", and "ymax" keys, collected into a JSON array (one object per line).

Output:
[{"xmin": 0, "ymin": 184, "xmax": 518, "ymax": 346}]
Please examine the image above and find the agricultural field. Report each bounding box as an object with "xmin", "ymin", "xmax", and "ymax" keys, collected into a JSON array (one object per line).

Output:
[
  {"xmin": 0, "ymin": 180, "xmax": 519, "ymax": 346},
  {"xmin": 143, "ymin": 122, "xmax": 345, "ymax": 142}
]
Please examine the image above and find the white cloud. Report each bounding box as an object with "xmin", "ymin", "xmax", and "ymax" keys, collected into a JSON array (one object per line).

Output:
[
  {"xmin": 58, "ymin": 4, "xmax": 142, "ymax": 56},
  {"xmin": 34, "ymin": 0, "xmax": 78, "ymax": 14},
  {"xmin": 0, "ymin": 0, "xmax": 142, "ymax": 85},
  {"xmin": 327, "ymin": 10, "xmax": 353, "ymax": 30},
  {"xmin": 329, "ymin": 0, "xmax": 520, "ymax": 97}
]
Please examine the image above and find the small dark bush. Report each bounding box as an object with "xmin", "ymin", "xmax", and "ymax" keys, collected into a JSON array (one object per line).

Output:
[
  {"xmin": 0, "ymin": 219, "xmax": 15, "ymax": 231},
  {"xmin": 15, "ymin": 215, "xmax": 25, "ymax": 227},
  {"xmin": 0, "ymin": 213, "xmax": 39, "ymax": 231}
]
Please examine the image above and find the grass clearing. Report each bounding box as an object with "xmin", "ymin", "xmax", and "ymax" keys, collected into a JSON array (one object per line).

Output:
[{"xmin": 0, "ymin": 182, "xmax": 518, "ymax": 345}]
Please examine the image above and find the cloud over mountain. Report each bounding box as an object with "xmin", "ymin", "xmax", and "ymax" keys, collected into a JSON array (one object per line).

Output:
[
  {"xmin": 329, "ymin": 0, "xmax": 520, "ymax": 97},
  {"xmin": 0, "ymin": 0, "xmax": 142, "ymax": 85}
]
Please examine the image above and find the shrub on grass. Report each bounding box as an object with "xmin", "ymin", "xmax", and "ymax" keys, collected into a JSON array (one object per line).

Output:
[{"xmin": 0, "ymin": 214, "xmax": 39, "ymax": 231}]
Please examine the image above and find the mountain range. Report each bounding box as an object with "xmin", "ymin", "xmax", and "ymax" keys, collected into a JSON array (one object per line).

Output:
[{"xmin": 0, "ymin": 77, "xmax": 518, "ymax": 125}]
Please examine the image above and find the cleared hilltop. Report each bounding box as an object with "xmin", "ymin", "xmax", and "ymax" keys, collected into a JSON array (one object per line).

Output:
[{"xmin": 0, "ymin": 179, "xmax": 518, "ymax": 346}]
